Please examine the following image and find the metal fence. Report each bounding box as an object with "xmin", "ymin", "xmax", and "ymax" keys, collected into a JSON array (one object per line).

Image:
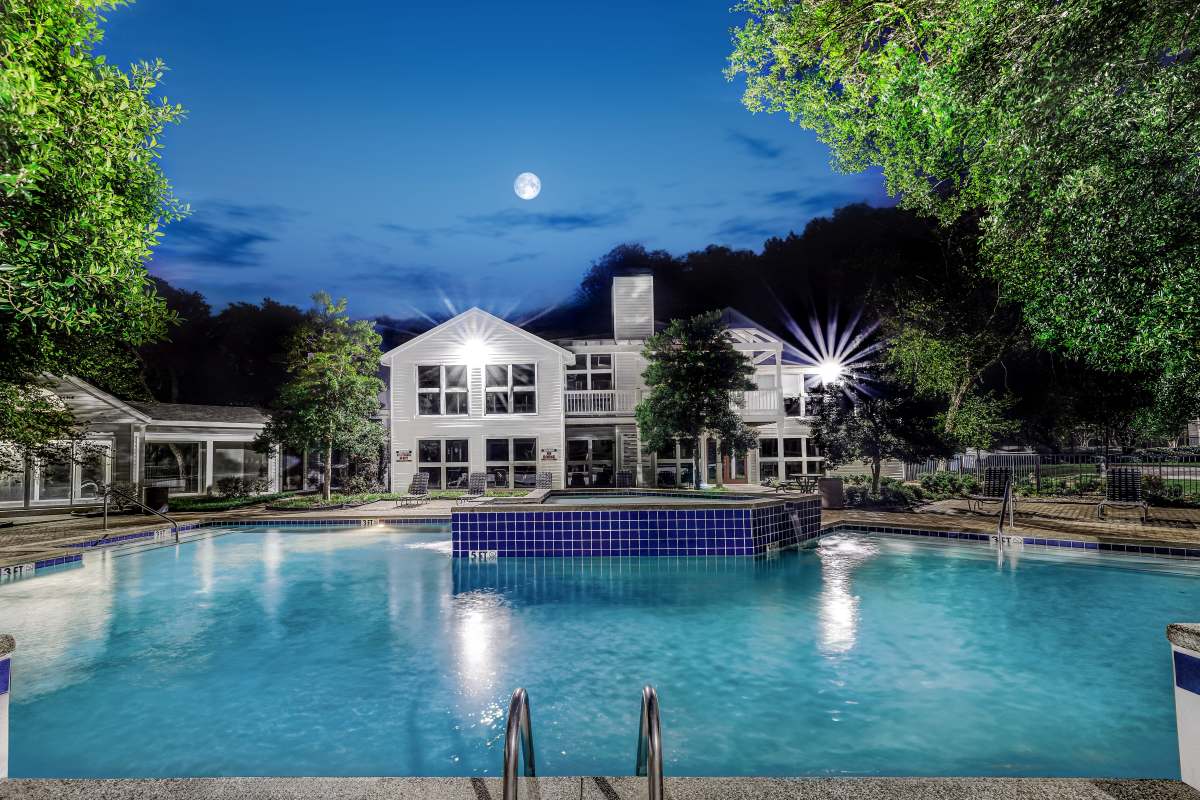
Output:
[{"xmin": 905, "ymin": 451, "xmax": 1200, "ymax": 498}]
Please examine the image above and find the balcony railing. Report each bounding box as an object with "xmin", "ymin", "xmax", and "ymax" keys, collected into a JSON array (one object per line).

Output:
[
  {"xmin": 564, "ymin": 388, "xmax": 815, "ymax": 418},
  {"xmin": 564, "ymin": 389, "xmax": 640, "ymax": 415}
]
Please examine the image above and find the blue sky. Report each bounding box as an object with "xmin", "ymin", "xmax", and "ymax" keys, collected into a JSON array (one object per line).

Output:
[{"xmin": 100, "ymin": 0, "xmax": 890, "ymax": 319}]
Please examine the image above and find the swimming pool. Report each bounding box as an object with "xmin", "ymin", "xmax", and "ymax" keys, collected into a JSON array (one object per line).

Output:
[{"xmin": 1, "ymin": 525, "xmax": 1195, "ymax": 778}]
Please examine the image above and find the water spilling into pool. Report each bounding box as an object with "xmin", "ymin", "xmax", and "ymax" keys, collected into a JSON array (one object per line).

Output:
[{"xmin": 1, "ymin": 525, "xmax": 1195, "ymax": 778}]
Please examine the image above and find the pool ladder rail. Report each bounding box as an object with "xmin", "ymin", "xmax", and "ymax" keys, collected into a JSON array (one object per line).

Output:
[{"xmin": 501, "ymin": 684, "xmax": 664, "ymax": 800}]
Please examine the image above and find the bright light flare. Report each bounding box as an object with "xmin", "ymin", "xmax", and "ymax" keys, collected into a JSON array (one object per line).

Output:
[
  {"xmin": 816, "ymin": 359, "xmax": 844, "ymax": 386},
  {"xmin": 460, "ymin": 338, "xmax": 489, "ymax": 367}
]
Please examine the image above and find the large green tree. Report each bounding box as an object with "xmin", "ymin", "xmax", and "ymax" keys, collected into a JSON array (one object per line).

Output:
[
  {"xmin": 811, "ymin": 368, "xmax": 951, "ymax": 493},
  {"xmin": 728, "ymin": 1, "xmax": 1200, "ymax": 409},
  {"xmin": 1, "ymin": 0, "xmax": 183, "ymax": 447},
  {"xmin": 635, "ymin": 311, "xmax": 758, "ymax": 489},
  {"xmin": 255, "ymin": 294, "xmax": 385, "ymax": 501}
]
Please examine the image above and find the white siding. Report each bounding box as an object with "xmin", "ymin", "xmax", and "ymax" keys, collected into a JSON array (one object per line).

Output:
[
  {"xmin": 385, "ymin": 311, "xmax": 568, "ymax": 490},
  {"xmin": 612, "ymin": 274, "xmax": 654, "ymax": 340},
  {"xmin": 613, "ymin": 351, "xmax": 647, "ymax": 392}
]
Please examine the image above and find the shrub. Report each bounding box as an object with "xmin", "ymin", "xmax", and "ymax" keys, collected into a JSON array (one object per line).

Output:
[
  {"xmin": 1143, "ymin": 475, "xmax": 1184, "ymax": 506},
  {"xmin": 104, "ymin": 481, "xmax": 142, "ymax": 511},
  {"xmin": 344, "ymin": 473, "xmax": 384, "ymax": 495},
  {"xmin": 918, "ymin": 472, "xmax": 979, "ymax": 499},
  {"xmin": 845, "ymin": 476, "xmax": 924, "ymax": 508},
  {"xmin": 215, "ymin": 477, "xmax": 268, "ymax": 498}
]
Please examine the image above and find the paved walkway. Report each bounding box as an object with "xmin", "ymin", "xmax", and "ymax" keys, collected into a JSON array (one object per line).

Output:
[
  {"xmin": 5, "ymin": 490, "xmax": 1200, "ymax": 570},
  {"xmin": 0, "ymin": 776, "xmax": 1194, "ymax": 800}
]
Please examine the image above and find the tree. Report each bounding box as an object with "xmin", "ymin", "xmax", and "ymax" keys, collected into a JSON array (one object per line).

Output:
[
  {"xmin": 254, "ymin": 294, "xmax": 385, "ymax": 500},
  {"xmin": 811, "ymin": 370, "xmax": 950, "ymax": 494},
  {"xmin": 727, "ymin": 1, "xmax": 1200, "ymax": 414},
  {"xmin": 635, "ymin": 311, "xmax": 758, "ymax": 489},
  {"xmin": 1, "ymin": 0, "xmax": 183, "ymax": 449}
]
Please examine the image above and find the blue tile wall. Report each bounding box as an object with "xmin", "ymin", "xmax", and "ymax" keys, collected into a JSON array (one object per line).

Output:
[
  {"xmin": 450, "ymin": 498, "xmax": 821, "ymax": 558},
  {"xmin": 1175, "ymin": 649, "xmax": 1200, "ymax": 695},
  {"xmin": 0, "ymin": 658, "xmax": 9, "ymax": 696}
]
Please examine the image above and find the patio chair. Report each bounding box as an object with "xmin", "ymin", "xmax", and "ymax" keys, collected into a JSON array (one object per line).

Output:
[
  {"xmin": 1098, "ymin": 466, "xmax": 1148, "ymax": 523},
  {"xmin": 456, "ymin": 472, "xmax": 489, "ymax": 506},
  {"xmin": 615, "ymin": 470, "xmax": 634, "ymax": 488},
  {"xmin": 967, "ymin": 467, "xmax": 1013, "ymax": 513},
  {"xmin": 535, "ymin": 472, "xmax": 554, "ymax": 491},
  {"xmin": 394, "ymin": 473, "xmax": 430, "ymax": 508}
]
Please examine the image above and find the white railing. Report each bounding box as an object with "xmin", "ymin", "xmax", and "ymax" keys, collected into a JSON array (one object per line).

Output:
[
  {"xmin": 736, "ymin": 389, "xmax": 782, "ymax": 415},
  {"xmin": 564, "ymin": 389, "xmax": 639, "ymax": 415}
]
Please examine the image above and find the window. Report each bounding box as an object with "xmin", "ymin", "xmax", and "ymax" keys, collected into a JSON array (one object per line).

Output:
[
  {"xmin": 417, "ymin": 365, "xmax": 468, "ymax": 416},
  {"xmin": 144, "ymin": 442, "xmax": 205, "ymax": 494},
  {"xmin": 486, "ymin": 437, "xmax": 538, "ymax": 488},
  {"xmin": 757, "ymin": 436, "xmax": 824, "ymax": 483},
  {"xmin": 566, "ymin": 353, "xmax": 613, "ymax": 391},
  {"xmin": 485, "ymin": 363, "xmax": 536, "ymax": 414},
  {"xmin": 214, "ymin": 442, "xmax": 269, "ymax": 487},
  {"xmin": 566, "ymin": 437, "xmax": 614, "ymax": 487},
  {"xmin": 417, "ymin": 438, "xmax": 469, "ymax": 489},
  {"xmin": 655, "ymin": 440, "xmax": 694, "ymax": 488}
]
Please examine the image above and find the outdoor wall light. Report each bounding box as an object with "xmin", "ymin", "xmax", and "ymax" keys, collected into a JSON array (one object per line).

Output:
[
  {"xmin": 461, "ymin": 338, "xmax": 489, "ymax": 368},
  {"xmin": 816, "ymin": 359, "xmax": 844, "ymax": 385}
]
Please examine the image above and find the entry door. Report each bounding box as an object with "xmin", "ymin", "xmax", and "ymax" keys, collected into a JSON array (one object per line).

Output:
[{"xmin": 722, "ymin": 452, "xmax": 748, "ymax": 484}]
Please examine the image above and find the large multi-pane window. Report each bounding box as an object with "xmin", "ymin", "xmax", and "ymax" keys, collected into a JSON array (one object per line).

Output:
[
  {"xmin": 144, "ymin": 442, "xmax": 205, "ymax": 494},
  {"xmin": 655, "ymin": 440, "xmax": 695, "ymax": 487},
  {"xmin": 566, "ymin": 438, "xmax": 614, "ymax": 487},
  {"xmin": 417, "ymin": 438, "xmax": 469, "ymax": 489},
  {"xmin": 213, "ymin": 442, "xmax": 269, "ymax": 487},
  {"xmin": 486, "ymin": 437, "xmax": 537, "ymax": 489},
  {"xmin": 565, "ymin": 354, "xmax": 613, "ymax": 391},
  {"xmin": 417, "ymin": 365, "xmax": 468, "ymax": 416},
  {"xmin": 757, "ymin": 436, "xmax": 824, "ymax": 481},
  {"xmin": 485, "ymin": 364, "xmax": 536, "ymax": 414}
]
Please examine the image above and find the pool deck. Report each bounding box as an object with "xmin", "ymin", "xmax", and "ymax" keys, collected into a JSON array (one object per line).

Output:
[
  {"xmin": 3, "ymin": 489, "xmax": 1200, "ymax": 570},
  {"xmin": 0, "ymin": 777, "xmax": 1195, "ymax": 800}
]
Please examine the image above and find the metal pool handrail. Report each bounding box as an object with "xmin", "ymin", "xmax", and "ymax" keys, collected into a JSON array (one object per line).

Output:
[
  {"xmin": 502, "ymin": 687, "xmax": 536, "ymax": 800},
  {"xmin": 103, "ymin": 486, "xmax": 180, "ymax": 543},
  {"xmin": 635, "ymin": 684, "xmax": 664, "ymax": 800},
  {"xmin": 996, "ymin": 477, "xmax": 1015, "ymax": 541}
]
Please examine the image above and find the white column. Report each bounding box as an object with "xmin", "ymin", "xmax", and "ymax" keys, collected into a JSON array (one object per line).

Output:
[
  {"xmin": 0, "ymin": 634, "xmax": 13, "ymax": 778},
  {"xmin": 1169, "ymin": 623, "xmax": 1200, "ymax": 790}
]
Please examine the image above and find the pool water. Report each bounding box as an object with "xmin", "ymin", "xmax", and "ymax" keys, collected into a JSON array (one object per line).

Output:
[{"xmin": 1, "ymin": 526, "xmax": 1196, "ymax": 778}]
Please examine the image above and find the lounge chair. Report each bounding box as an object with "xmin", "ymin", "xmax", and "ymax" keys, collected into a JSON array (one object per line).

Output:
[
  {"xmin": 615, "ymin": 470, "xmax": 634, "ymax": 488},
  {"xmin": 1098, "ymin": 466, "xmax": 1148, "ymax": 523},
  {"xmin": 394, "ymin": 473, "xmax": 430, "ymax": 508},
  {"xmin": 967, "ymin": 467, "xmax": 1013, "ymax": 513},
  {"xmin": 457, "ymin": 472, "xmax": 489, "ymax": 505},
  {"xmin": 536, "ymin": 472, "xmax": 554, "ymax": 491}
]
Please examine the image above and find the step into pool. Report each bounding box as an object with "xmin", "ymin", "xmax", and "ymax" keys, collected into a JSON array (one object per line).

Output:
[{"xmin": 1, "ymin": 525, "xmax": 1196, "ymax": 778}]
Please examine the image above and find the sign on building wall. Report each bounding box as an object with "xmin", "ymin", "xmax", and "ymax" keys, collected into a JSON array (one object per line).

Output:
[
  {"xmin": 395, "ymin": 449, "xmax": 412, "ymax": 462},
  {"xmin": 540, "ymin": 447, "xmax": 558, "ymax": 462}
]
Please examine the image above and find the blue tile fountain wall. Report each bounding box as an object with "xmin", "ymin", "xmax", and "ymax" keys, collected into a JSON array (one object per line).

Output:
[{"xmin": 451, "ymin": 498, "xmax": 821, "ymax": 557}]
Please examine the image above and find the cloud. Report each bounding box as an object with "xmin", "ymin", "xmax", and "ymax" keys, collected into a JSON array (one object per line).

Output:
[
  {"xmin": 713, "ymin": 216, "xmax": 792, "ymax": 243},
  {"xmin": 463, "ymin": 205, "xmax": 635, "ymax": 236},
  {"xmin": 379, "ymin": 223, "xmax": 435, "ymax": 247},
  {"xmin": 762, "ymin": 189, "xmax": 865, "ymax": 211},
  {"xmin": 727, "ymin": 131, "xmax": 785, "ymax": 160},
  {"xmin": 157, "ymin": 217, "xmax": 276, "ymax": 267},
  {"xmin": 489, "ymin": 251, "xmax": 543, "ymax": 266},
  {"xmin": 154, "ymin": 200, "xmax": 302, "ymax": 268}
]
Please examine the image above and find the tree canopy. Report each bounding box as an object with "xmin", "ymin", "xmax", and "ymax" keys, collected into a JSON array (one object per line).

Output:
[
  {"xmin": 255, "ymin": 293, "xmax": 385, "ymax": 500},
  {"xmin": 635, "ymin": 311, "xmax": 758, "ymax": 488},
  {"xmin": 727, "ymin": 1, "xmax": 1200, "ymax": 395},
  {"xmin": 1, "ymin": 0, "xmax": 183, "ymax": 448}
]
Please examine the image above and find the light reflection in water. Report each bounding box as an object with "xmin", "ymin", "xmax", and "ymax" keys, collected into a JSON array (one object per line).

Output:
[
  {"xmin": 261, "ymin": 531, "xmax": 283, "ymax": 619},
  {"xmin": 817, "ymin": 536, "xmax": 878, "ymax": 656},
  {"xmin": 452, "ymin": 590, "xmax": 510, "ymax": 699}
]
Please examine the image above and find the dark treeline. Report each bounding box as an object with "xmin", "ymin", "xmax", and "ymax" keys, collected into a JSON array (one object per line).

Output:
[{"xmin": 138, "ymin": 204, "xmax": 1179, "ymax": 449}]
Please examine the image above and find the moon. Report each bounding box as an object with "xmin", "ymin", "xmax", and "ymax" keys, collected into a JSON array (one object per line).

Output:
[{"xmin": 514, "ymin": 172, "xmax": 541, "ymax": 200}]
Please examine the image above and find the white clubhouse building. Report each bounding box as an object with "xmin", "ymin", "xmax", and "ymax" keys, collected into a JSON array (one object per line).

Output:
[{"xmin": 381, "ymin": 272, "xmax": 829, "ymax": 491}]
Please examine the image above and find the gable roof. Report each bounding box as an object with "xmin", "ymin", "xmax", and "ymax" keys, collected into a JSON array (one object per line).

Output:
[
  {"xmin": 52, "ymin": 375, "xmax": 152, "ymax": 423},
  {"xmin": 127, "ymin": 402, "xmax": 268, "ymax": 425},
  {"xmin": 379, "ymin": 306, "xmax": 575, "ymax": 364}
]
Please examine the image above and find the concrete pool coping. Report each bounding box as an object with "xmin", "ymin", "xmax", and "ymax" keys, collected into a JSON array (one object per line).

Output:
[
  {"xmin": 0, "ymin": 777, "xmax": 1195, "ymax": 799},
  {"xmin": 1168, "ymin": 623, "xmax": 1200, "ymax": 652},
  {"xmin": 455, "ymin": 488, "xmax": 819, "ymax": 513}
]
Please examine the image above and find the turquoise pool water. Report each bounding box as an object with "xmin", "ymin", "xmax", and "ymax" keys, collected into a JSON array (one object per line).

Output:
[{"xmin": 1, "ymin": 526, "xmax": 1196, "ymax": 778}]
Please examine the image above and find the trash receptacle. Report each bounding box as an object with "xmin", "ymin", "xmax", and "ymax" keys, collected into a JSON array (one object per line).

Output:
[
  {"xmin": 817, "ymin": 477, "xmax": 845, "ymax": 510},
  {"xmin": 143, "ymin": 486, "xmax": 169, "ymax": 514}
]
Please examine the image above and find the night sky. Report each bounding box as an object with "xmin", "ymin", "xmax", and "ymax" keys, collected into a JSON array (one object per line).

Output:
[{"xmin": 100, "ymin": 0, "xmax": 890, "ymax": 320}]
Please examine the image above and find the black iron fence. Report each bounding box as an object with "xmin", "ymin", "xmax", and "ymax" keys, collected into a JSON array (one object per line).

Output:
[{"xmin": 905, "ymin": 452, "xmax": 1200, "ymax": 500}]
